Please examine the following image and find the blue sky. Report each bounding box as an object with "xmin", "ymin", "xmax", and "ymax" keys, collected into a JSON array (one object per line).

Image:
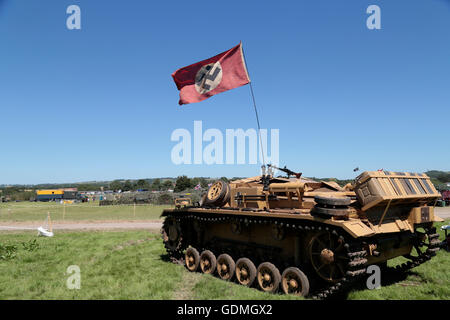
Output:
[{"xmin": 0, "ymin": 0, "xmax": 449, "ymax": 184}]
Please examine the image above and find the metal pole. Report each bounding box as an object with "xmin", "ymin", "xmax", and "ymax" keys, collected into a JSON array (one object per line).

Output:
[
  {"xmin": 241, "ymin": 43, "xmax": 266, "ymax": 166},
  {"xmin": 48, "ymin": 212, "xmax": 53, "ymax": 233}
]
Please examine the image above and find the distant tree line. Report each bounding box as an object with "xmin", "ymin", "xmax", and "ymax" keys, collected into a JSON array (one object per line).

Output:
[
  {"xmin": 108, "ymin": 179, "xmax": 175, "ymax": 192},
  {"xmin": 0, "ymin": 187, "xmax": 35, "ymax": 201},
  {"xmin": 173, "ymin": 176, "xmax": 231, "ymax": 192},
  {"xmin": 3, "ymin": 170, "xmax": 448, "ymax": 201}
]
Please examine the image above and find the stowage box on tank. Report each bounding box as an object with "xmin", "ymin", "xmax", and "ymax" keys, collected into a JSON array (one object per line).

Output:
[{"xmin": 161, "ymin": 168, "xmax": 442, "ymax": 298}]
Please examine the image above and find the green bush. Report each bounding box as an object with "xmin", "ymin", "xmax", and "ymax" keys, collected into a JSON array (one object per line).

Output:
[
  {"xmin": 157, "ymin": 193, "xmax": 174, "ymax": 205},
  {"xmin": 0, "ymin": 243, "xmax": 18, "ymax": 260},
  {"xmin": 21, "ymin": 239, "xmax": 40, "ymax": 252}
]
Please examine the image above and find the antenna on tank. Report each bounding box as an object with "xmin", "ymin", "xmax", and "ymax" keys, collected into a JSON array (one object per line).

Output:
[{"xmin": 241, "ymin": 43, "xmax": 266, "ymax": 168}]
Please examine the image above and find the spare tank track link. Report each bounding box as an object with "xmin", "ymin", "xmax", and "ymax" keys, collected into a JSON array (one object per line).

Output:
[
  {"xmin": 161, "ymin": 211, "xmax": 368, "ymax": 299},
  {"xmin": 383, "ymin": 226, "xmax": 440, "ymax": 273}
]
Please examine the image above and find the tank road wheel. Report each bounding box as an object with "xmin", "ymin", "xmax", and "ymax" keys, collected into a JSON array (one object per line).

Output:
[
  {"xmin": 204, "ymin": 181, "xmax": 230, "ymax": 207},
  {"xmin": 185, "ymin": 247, "xmax": 200, "ymax": 272},
  {"xmin": 308, "ymin": 231, "xmax": 348, "ymax": 283},
  {"xmin": 257, "ymin": 262, "xmax": 281, "ymax": 293},
  {"xmin": 381, "ymin": 226, "xmax": 440, "ymax": 274},
  {"xmin": 161, "ymin": 217, "xmax": 183, "ymax": 254},
  {"xmin": 312, "ymin": 196, "xmax": 351, "ymax": 219},
  {"xmin": 281, "ymin": 267, "xmax": 310, "ymax": 296},
  {"xmin": 398, "ymin": 226, "xmax": 441, "ymax": 270},
  {"xmin": 200, "ymin": 250, "xmax": 217, "ymax": 274},
  {"xmin": 217, "ymin": 254, "xmax": 235, "ymax": 281},
  {"xmin": 235, "ymin": 258, "xmax": 257, "ymax": 287},
  {"xmin": 410, "ymin": 226, "xmax": 441, "ymax": 258},
  {"xmin": 314, "ymin": 196, "xmax": 351, "ymax": 207},
  {"xmin": 311, "ymin": 207, "xmax": 351, "ymax": 218}
]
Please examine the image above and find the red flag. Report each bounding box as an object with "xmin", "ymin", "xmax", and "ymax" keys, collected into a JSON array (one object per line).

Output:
[{"xmin": 172, "ymin": 43, "xmax": 251, "ymax": 105}]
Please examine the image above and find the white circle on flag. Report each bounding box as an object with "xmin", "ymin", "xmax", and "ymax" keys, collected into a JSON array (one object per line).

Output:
[{"xmin": 195, "ymin": 62, "xmax": 223, "ymax": 94}]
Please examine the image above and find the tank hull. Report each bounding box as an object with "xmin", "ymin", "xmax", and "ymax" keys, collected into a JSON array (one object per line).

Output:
[
  {"xmin": 161, "ymin": 207, "xmax": 440, "ymax": 298},
  {"xmin": 161, "ymin": 171, "xmax": 442, "ymax": 298}
]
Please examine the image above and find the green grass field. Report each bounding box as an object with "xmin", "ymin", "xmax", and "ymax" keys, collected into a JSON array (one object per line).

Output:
[
  {"xmin": 0, "ymin": 202, "xmax": 169, "ymax": 222},
  {"xmin": 0, "ymin": 221, "xmax": 448, "ymax": 300}
]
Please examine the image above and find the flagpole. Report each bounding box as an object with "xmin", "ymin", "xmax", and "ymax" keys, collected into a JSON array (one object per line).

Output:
[{"xmin": 241, "ymin": 43, "xmax": 266, "ymax": 167}]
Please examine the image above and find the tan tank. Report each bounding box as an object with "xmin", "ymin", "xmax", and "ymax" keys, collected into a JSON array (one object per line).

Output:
[{"xmin": 161, "ymin": 167, "xmax": 443, "ymax": 298}]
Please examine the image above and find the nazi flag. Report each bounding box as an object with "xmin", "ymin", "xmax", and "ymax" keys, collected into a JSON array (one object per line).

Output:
[{"xmin": 171, "ymin": 43, "xmax": 251, "ymax": 105}]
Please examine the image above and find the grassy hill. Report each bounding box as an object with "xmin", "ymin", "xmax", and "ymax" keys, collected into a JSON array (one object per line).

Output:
[
  {"xmin": 309, "ymin": 170, "xmax": 450, "ymax": 189},
  {"xmin": 425, "ymin": 171, "xmax": 450, "ymax": 190}
]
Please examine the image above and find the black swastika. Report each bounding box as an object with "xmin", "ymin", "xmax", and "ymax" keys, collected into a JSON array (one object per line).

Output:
[{"xmin": 201, "ymin": 65, "xmax": 221, "ymax": 90}]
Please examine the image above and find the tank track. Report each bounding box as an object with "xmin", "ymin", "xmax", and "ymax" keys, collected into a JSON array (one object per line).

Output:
[
  {"xmin": 310, "ymin": 238, "xmax": 367, "ymax": 300},
  {"xmin": 161, "ymin": 211, "xmax": 368, "ymax": 299},
  {"xmin": 383, "ymin": 226, "xmax": 440, "ymax": 273},
  {"xmin": 161, "ymin": 217, "xmax": 186, "ymax": 263}
]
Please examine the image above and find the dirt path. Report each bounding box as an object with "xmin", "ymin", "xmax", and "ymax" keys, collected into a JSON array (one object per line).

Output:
[
  {"xmin": 435, "ymin": 207, "xmax": 450, "ymax": 220},
  {"xmin": 0, "ymin": 220, "xmax": 163, "ymax": 231},
  {"xmin": 1, "ymin": 207, "xmax": 448, "ymax": 233}
]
